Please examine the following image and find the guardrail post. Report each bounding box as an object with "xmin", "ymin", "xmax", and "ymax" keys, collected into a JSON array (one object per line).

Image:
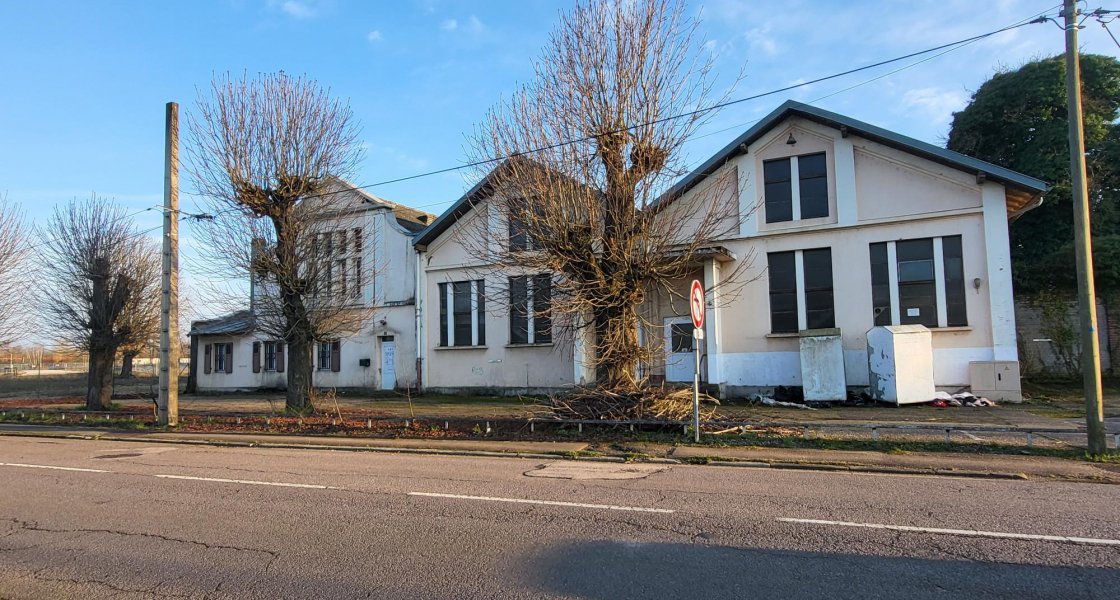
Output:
[
  {"xmin": 1026, "ymin": 432, "xmax": 1033, "ymax": 448},
  {"xmin": 945, "ymin": 429, "xmax": 951, "ymax": 443},
  {"xmin": 802, "ymin": 427, "xmax": 809, "ymax": 440},
  {"xmin": 871, "ymin": 427, "xmax": 878, "ymax": 441}
]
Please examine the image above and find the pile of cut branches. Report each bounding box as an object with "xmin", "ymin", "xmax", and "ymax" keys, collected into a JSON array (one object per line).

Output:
[{"xmin": 538, "ymin": 386, "xmax": 719, "ymax": 422}]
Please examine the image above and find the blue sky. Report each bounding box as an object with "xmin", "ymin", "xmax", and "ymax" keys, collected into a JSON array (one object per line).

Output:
[{"xmin": 1, "ymin": 0, "xmax": 1117, "ymax": 319}]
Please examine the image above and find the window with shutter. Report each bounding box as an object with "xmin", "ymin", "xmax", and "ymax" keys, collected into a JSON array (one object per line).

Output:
[
  {"xmin": 252, "ymin": 342, "xmax": 261, "ymax": 373},
  {"xmin": 204, "ymin": 344, "xmax": 212, "ymax": 374}
]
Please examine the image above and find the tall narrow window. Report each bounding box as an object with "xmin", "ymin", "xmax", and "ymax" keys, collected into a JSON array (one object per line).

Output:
[
  {"xmin": 802, "ymin": 248, "xmax": 835, "ymax": 329},
  {"xmin": 438, "ymin": 283, "xmax": 448, "ymax": 347},
  {"xmin": 798, "ymin": 152, "xmax": 828, "ymax": 219},
  {"xmin": 870, "ymin": 242, "xmax": 892, "ymax": 326},
  {"xmin": 943, "ymin": 236, "xmax": 967, "ymax": 327},
  {"xmin": 896, "ymin": 239, "xmax": 937, "ymax": 327},
  {"xmin": 508, "ymin": 274, "xmax": 552, "ymax": 345},
  {"xmin": 763, "ymin": 158, "xmax": 793, "ymax": 224},
  {"xmin": 767, "ymin": 252, "xmax": 798, "ymax": 333},
  {"xmin": 263, "ymin": 341, "xmax": 277, "ymax": 371},
  {"xmin": 317, "ymin": 341, "xmax": 332, "ymax": 371}
]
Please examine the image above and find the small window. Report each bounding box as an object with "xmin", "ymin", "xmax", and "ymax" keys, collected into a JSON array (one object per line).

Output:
[
  {"xmin": 317, "ymin": 341, "xmax": 332, "ymax": 371},
  {"xmin": 214, "ymin": 343, "xmax": 228, "ymax": 373},
  {"xmin": 264, "ymin": 341, "xmax": 277, "ymax": 371},
  {"xmin": 670, "ymin": 323, "xmax": 694, "ymax": 353}
]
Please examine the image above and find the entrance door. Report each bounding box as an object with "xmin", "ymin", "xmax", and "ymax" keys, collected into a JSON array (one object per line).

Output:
[
  {"xmin": 379, "ymin": 336, "xmax": 396, "ymax": 390},
  {"xmin": 664, "ymin": 318, "xmax": 694, "ymax": 382}
]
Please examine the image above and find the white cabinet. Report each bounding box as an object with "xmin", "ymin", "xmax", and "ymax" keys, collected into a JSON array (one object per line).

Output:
[
  {"xmin": 799, "ymin": 328, "xmax": 846, "ymax": 402},
  {"xmin": 866, "ymin": 325, "xmax": 935, "ymax": 405}
]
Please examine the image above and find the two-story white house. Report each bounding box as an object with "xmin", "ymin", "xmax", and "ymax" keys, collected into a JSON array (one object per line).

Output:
[
  {"xmin": 188, "ymin": 179, "xmax": 433, "ymax": 393},
  {"xmin": 413, "ymin": 101, "xmax": 1047, "ymax": 398}
]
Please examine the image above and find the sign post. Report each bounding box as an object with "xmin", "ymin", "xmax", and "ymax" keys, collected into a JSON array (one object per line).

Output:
[{"xmin": 689, "ymin": 280, "xmax": 705, "ymax": 443}]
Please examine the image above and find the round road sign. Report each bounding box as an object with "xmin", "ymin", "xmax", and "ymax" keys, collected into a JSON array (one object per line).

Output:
[{"xmin": 690, "ymin": 279, "xmax": 705, "ymax": 329}]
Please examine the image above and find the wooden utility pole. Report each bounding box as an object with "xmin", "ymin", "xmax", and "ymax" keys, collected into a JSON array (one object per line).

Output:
[
  {"xmin": 1063, "ymin": 0, "xmax": 1106, "ymax": 454},
  {"xmin": 158, "ymin": 102, "xmax": 180, "ymax": 426}
]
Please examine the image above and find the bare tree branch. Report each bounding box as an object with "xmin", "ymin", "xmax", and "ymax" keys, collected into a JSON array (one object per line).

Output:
[
  {"xmin": 0, "ymin": 193, "xmax": 30, "ymax": 346},
  {"xmin": 465, "ymin": 0, "xmax": 749, "ymax": 392},
  {"xmin": 187, "ymin": 71, "xmax": 367, "ymax": 413},
  {"xmin": 37, "ymin": 196, "xmax": 161, "ymax": 409}
]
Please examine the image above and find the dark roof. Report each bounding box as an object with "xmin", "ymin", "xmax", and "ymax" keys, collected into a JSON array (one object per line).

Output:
[
  {"xmin": 657, "ymin": 100, "xmax": 1049, "ymax": 209},
  {"xmin": 189, "ymin": 310, "xmax": 253, "ymax": 337},
  {"xmin": 412, "ymin": 160, "xmax": 515, "ymax": 247}
]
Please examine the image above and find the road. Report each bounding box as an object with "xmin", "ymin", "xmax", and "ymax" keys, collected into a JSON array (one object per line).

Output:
[{"xmin": 1, "ymin": 435, "xmax": 1117, "ymax": 599}]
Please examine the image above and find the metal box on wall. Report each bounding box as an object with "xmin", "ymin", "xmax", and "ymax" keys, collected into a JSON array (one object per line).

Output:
[
  {"xmin": 866, "ymin": 325, "xmax": 935, "ymax": 405},
  {"xmin": 799, "ymin": 328, "xmax": 846, "ymax": 402}
]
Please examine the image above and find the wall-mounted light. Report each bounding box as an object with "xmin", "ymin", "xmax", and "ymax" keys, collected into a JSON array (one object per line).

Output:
[
  {"xmin": 973, "ymin": 277, "xmax": 983, "ymax": 293},
  {"xmin": 786, "ymin": 132, "xmax": 797, "ymax": 145}
]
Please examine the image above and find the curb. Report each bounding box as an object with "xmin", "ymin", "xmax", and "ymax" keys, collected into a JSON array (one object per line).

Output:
[{"xmin": 0, "ymin": 428, "xmax": 1100, "ymax": 483}]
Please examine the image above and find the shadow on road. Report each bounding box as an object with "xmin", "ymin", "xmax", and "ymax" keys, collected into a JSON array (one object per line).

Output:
[{"xmin": 520, "ymin": 540, "xmax": 1120, "ymax": 599}]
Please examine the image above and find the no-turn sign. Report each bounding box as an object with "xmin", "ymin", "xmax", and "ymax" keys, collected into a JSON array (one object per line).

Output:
[{"xmin": 690, "ymin": 279, "xmax": 705, "ymax": 330}]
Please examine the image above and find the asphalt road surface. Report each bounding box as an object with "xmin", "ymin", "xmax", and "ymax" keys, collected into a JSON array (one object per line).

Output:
[{"xmin": 1, "ymin": 435, "xmax": 1118, "ymax": 599}]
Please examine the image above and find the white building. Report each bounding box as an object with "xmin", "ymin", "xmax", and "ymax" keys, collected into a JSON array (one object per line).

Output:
[
  {"xmin": 188, "ymin": 179, "xmax": 433, "ymax": 393},
  {"xmin": 413, "ymin": 101, "xmax": 1047, "ymax": 398}
]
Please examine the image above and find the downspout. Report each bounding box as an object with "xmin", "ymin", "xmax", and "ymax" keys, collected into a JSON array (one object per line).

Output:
[{"xmin": 415, "ymin": 243, "xmax": 426, "ymax": 392}]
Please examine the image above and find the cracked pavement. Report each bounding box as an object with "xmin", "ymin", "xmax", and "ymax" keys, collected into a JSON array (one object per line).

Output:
[{"xmin": 1, "ymin": 434, "xmax": 1118, "ymax": 599}]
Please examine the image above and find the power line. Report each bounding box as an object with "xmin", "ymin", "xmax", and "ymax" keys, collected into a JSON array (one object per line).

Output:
[{"xmin": 296, "ymin": 11, "xmax": 1051, "ymax": 203}]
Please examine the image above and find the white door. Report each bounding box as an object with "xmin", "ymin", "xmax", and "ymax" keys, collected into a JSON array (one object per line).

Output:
[
  {"xmin": 664, "ymin": 318, "xmax": 694, "ymax": 382},
  {"xmin": 379, "ymin": 337, "xmax": 396, "ymax": 390}
]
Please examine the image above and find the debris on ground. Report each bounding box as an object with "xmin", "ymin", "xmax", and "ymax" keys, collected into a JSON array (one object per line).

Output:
[
  {"xmin": 540, "ymin": 386, "xmax": 719, "ymax": 421},
  {"xmin": 752, "ymin": 395, "xmax": 817, "ymax": 410}
]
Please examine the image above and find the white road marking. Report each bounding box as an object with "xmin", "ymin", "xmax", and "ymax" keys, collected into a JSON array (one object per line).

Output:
[
  {"xmin": 154, "ymin": 474, "xmax": 331, "ymax": 489},
  {"xmin": 408, "ymin": 491, "xmax": 674, "ymax": 514},
  {"xmin": 0, "ymin": 462, "xmax": 108, "ymax": 473},
  {"xmin": 778, "ymin": 518, "xmax": 1120, "ymax": 547}
]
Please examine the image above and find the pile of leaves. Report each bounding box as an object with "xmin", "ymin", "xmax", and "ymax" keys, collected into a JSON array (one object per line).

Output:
[{"xmin": 539, "ymin": 386, "xmax": 719, "ymax": 421}]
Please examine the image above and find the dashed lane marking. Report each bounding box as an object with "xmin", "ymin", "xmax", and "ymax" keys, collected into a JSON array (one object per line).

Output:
[
  {"xmin": 408, "ymin": 491, "xmax": 675, "ymax": 514},
  {"xmin": 153, "ymin": 474, "xmax": 333, "ymax": 489},
  {"xmin": 778, "ymin": 518, "xmax": 1120, "ymax": 547},
  {"xmin": 0, "ymin": 462, "xmax": 108, "ymax": 473}
]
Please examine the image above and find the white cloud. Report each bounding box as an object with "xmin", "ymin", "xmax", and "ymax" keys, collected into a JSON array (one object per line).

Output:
[
  {"xmin": 440, "ymin": 19, "xmax": 458, "ymax": 30},
  {"xmin": 278, "ymin": 0, "xmax": 316, "ymax": 19},
  {"xmin": 902, "ymin": 87, "xmax": 969, "ymax": 125},
  {"xmin": 367, "ymin": 30, "xmax": 382, "ymax": 42},
  {"xmin": 465, "ymin": 15, "xmax": 485, "ymax": 34}
]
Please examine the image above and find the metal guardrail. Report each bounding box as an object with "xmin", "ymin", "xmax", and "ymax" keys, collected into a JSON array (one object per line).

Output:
[{"xmin": 1, "ymin": 409, "xmax": 1114, "ymax": 449}]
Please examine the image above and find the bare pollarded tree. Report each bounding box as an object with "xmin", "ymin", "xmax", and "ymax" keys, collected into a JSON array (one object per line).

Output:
[
  {"xmin": 38, "ymin": 196, "xmax": 161, "ymax": 409},
  {"xmin": 467, "ymin": 0, "xmax": 745, "ymax": 391},
  {"xmin": 188, "ymin": 72, "xmax": 369, "ymax": 413},
  {"xmin": 0, "ymin": 193, "xmax": 30, "ymax": 347}
]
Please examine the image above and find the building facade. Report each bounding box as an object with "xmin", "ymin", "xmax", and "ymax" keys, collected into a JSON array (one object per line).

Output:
[{"xmin": 189, "ymin": 179, "xmax": 433, "ymax": 393}]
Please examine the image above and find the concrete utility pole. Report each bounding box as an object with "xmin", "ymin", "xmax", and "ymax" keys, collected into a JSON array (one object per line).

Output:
[
  {"xmin": 158, "ymin": 102, "xmax": 180, "ymax": 426},
  {"xmin": 1063, "ymin": 0, "xmax": 1106, "ymax": 454}
]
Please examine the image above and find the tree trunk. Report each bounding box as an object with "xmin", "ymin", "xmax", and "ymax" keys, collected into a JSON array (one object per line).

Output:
[
  {"xmin": 119, "ymin": 351, "xmax": 136, "ymax": 378},
  {"xmin": 86, "ymin": 344, "xmax": 115, "ymax": 410},
  {"xmin": 594, "ymin": 302, "xmax": 641, "ymax": 389},
  {"xmin": 285, "ymin": 337, "xmax": 314, "ymax": 414}
]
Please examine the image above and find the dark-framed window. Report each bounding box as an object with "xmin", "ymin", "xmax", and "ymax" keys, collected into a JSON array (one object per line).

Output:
[
  {"xmin": 767, "ymin": 251, "xmax": 798, "ymax": 333},
  {"xmin": 763, "ymin": 152, "xmax": 829, "ymax": 223},
  {"xmin": 669, "ymin": 322, "xmax": 694, "ymax": 353},
  {"xmin": 767, "ymin": 248, "xmax": 835, "ymax": 333},
  {"xmin": 438, "ymin": 280, "xmax": 486, "ymax": 347},
  {"xmin": 868, "ymin": 235, "xmax": 967, "ymax": 328},
  {"xmin": 264, "ymin": 341, "xmax": 277, "ymax": 371},
  {"xmin": 317, "ymin": 341, "xmax": 332, "ymax": 371},
  {"xmin": 509, "ymin": 274, "xmax": 552, "ymax": 345}
]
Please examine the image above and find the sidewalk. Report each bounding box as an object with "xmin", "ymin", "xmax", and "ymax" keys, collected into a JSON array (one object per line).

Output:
[{"xmin": 2, "ymin": 424, "xmax": 1116, "ymax": 484}]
